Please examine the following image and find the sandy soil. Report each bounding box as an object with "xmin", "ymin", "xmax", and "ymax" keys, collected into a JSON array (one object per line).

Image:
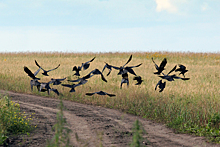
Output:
[{"xmin": 0, "ymin": 90, "xmax": 219, "ymax": 147}]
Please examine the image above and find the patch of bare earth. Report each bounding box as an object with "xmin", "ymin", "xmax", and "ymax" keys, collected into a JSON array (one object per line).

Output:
[{"xmin": 0, "ymin": 90, "xmax": 219, "ymax": 147}]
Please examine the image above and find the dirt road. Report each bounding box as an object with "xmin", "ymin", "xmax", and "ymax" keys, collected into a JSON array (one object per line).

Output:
[{"xmin": 1, "ymin": 90, "xmax": 218, "ymax": 147}]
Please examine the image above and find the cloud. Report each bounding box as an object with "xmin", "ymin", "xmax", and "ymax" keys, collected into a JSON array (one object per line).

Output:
[
  {"xmin": 155, "ymin": 0, "xmax": 178, "ymax": 13},
  {"xmin": 201, "ymin": 2, "xmax": 208, "ymax": 11}
]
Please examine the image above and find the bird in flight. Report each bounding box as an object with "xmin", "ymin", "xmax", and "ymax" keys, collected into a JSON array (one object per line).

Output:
[
  {"xmin": 152, "ymin": 58, "xmax": 167, "ymax": 75},
  {"xmin": 155, "ymin": 80, "xmax": 166, "ymax": 92},
  {"xmin": 86, "ymin": 91, "xmax": 116, "ymax": 97},
  {"xmin": 175, "ymin": 64, "xmax": 188, "ymax": 78},
  {"xmin": 133, "ymin": 76, "xmax": 143, "ymax": 85},
  {"xmin": 35, "ymin": 60, "xmax": 60, "ymax": 76}
]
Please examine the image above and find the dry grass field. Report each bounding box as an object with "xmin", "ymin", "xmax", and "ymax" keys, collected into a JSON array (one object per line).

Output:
[{"xmin": 1, "ymin": 51, "xmax": 220, "ymax": 142}]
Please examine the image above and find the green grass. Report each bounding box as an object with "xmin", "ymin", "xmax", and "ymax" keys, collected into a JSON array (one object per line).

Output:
[
  {"xmin": 0, "ymin": 95, "xmax": 35, "ymax": 145},
  {"xmin": 0, "ymin": 51, "xmax": 220, "ymax": 143}
]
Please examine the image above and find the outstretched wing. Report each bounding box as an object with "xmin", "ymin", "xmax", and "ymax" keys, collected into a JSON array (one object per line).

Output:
[
  {"xmin": 85, "ymin": 92, "xmax": 95, "ymax": 96},
  {"xmin": 34, "ymin": 67, "xmax": 41, "ymax": 76},
  {"xmin": 122, "ymin": 55, "xmax": 132, "ymax": 67},
  {"xmin": 47, "ymin": 64, "xmax": 60, "ymax": 72},
  {"xmin": 152, "ymin": 58, "xmax": 159, "ymax": 70},
  {"xmin": 127, "ymin": 63, "xmax": 142, "ymax": 69},
  {"xmin": 35, "ymin": 60, "xmax": 45, "ymax": 71},
  {"xmin": 24, "ymin": 66, "xmax": 39, "ymax": 80},
  {"xmin": 167, "ymin": 65, "xmax": 177, "ymax": 75},
  {"xmin": 86, "ymin": 57, "xmax": 96, "ymax": 64},
  {"xmin": 106, "ymin": 93, "xmax": 116, "ymax": 97},
  {"xmin": 159, "ymin": 58, "xmax": 167, "ymax": 69}
]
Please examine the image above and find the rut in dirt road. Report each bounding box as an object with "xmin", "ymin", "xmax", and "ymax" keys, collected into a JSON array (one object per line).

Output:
[{"xmin": 1, "ymin": 90, "xmax": 219, "ymax": 147}]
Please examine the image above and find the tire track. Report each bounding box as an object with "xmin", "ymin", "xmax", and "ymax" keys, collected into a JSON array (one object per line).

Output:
[{"xmin": 1, "ymin": 90, "xmax": 219, "ymax": 147}]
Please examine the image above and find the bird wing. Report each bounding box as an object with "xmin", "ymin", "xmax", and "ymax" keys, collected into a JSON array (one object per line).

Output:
[
  {"xmin": 87, "ymin": 57, "xmax": 96, "ymax": 63},
  {"xmin": 47, "ymin": 64, "xmax": 60, "ymax": 72},
  {"xmin": 155, "ymin": 80, "xmax": 162, "ymax": 90},
  {"xmin": 35, "ymin": 60, "xmax": 45, "ymax": 71},
  {"xmin": 167, "ymin": 65, "xmax": 177, "ymax": 75},
  {"xmin": 151, "ymin": 58, "xmax": 159, "ymax": 70},
  {"xmin": 125, "ymin": 68, "xmax": 137, "ymax": 76},
  {"xmin": 61, "ymin": 84, "xmax": 73, "ymax": 88},
  {"xmin": 159, "ymin": 58, "xmax": 167, "ymax": 69},
  {"xmin": 56, "ymin": 77, "xmax": 67, "ymax": 81},
  {"xmin": 85, "ymin": 92, "xmax": 95, "ymax": 96},
  {"xmin": 24, "ymin": 66, "xmax": 39, "ymax": 79},
  {"xmin": 127, "ymin": 63, "xmax": 142, "ymax": 69},
  {"xmin": 34, "ymin": 67, "xmax": 42, "ymax": 76},
  {"xmin": 122, "ymin": 55, "xmax": 132, "ymax": 67},
  {"xmin": 51, "ymin": 88, "xmax": 59, "ymax": 96}
]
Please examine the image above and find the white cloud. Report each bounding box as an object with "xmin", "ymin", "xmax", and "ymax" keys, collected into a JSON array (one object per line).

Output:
[
  {"xmin": 201, "ymin": 2, "xmax": 208, "ymax": 11},
  {"xmin": 155, "ymin": 0, "xmax": 178, "ymax": 13}
]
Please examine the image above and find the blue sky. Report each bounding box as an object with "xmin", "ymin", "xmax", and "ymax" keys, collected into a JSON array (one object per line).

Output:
[{"xmin": 0, "ymin": 0, "xmax": 219, "ymax": 53}]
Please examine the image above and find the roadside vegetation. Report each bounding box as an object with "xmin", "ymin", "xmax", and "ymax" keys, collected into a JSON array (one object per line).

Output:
[
  {"xmin": 0, "ymin": 95, "xmax": 35, "ymax": 146},
  {"xmin": 0, "ymin": 52, "xmax": 220, "ymax": 143}
]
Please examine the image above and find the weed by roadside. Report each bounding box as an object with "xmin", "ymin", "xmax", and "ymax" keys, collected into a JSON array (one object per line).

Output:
[
  {"xmin": 130, "ymin": 119, "xmax": 149, "ymax": 147},
  {"xmin": 46, "ymin": 99, "xmax": 72, "ymax": 147},
  {"xmin": 0, "ymin": 95, "xmax": 35, "ymax": 146}
]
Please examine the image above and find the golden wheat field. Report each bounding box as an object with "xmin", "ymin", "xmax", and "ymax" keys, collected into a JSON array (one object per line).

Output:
[{"xmin": 1, "ymin": 51, "xmax": 220, "ymax": 141}]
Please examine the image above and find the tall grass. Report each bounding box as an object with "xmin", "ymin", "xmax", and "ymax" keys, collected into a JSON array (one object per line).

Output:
[{"xmin": 0, "ymin": 52, "xmax": 220, "ymax": 142}]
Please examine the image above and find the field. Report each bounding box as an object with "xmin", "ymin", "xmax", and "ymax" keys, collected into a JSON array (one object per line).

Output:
[{"xmin": 0, "ymin": 52, "xmax": 220, "ymax": 142}]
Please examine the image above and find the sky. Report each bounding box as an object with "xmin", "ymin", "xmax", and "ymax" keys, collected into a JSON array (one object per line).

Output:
[{"xmin": 0, "ymin": 0, "xmax": 219, "ymax": 53}]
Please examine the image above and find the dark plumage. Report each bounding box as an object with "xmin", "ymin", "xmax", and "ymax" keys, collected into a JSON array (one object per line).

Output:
[
  {"xmin": 133, "ymin": 76, "xmax": 143, "ymax": 85},
  {"xmin": 155, "ymin": 80, "xmax": 166, "ymax": 92},
  {"xmin": 24, "ymin": 66, "xmax": 40, "ymax": 80},
  {"xmin": 61, "ymin": 83, "xmax": 83, "ymax": 92},
  {"xmin": 115, "ymin": 55, "xmax": 142, "ymax": 76},
  {"xmin": 175, "ymin": 64, "xmax": 188, "ymax": 77},
  {"xmin": 35, "ymin": 60, "xmax": 60, "ymax": 76},
  {"xmin": 72, "ymin": 66, "xmax": 81, "ymax": 76},
  {"xmin": 89, "ymin": 69, "xmax": 107, "ymax": 82},
  {"xmin": 86, "ymin": 91, "xmax": 116, "ymax": 97},
  {"xmin": 159, "ymin": 74, "xmax": 190, "ymax": 81},
  {"xmin": 102, "ymin": 62, "xmax": 119, "ymax": 76},
  {"xmin": 120, "ymin": 72, "xmax": 129, "ymax": 89},
  {"xmin": 152, "ymin": 58, "xmax": 167, "ymax": 75},
  {"xmin": 81, "ymin": 57, "xmax": 96, "ymax": 70},
  {"xmin": 38, "ymin": 81, "xmax": 59, "ymax": 95},
  {"xmin": 68, "ymin": 73, "xmax": 93, "ymax": 85},
  {"xmin": 50, "ymin": 77, "xmax": 66, "ymax": 85}
]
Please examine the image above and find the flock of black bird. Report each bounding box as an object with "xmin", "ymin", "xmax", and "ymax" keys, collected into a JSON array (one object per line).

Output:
[{"xmin": 23, "ymin": 55, "xmax": 190, "ymax": 97}]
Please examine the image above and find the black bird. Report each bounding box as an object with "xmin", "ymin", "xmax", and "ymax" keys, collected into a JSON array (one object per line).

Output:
[
  {"xmin": 89, "ymin": 69, "xmax": 107, "ymax": 82},
  {"xmin": 102, "ymin": 55, "xmax": 132, "ymax": 76},
  {"xmin": 133, "ymin": 76, "xmax": 143, "ymax": 85},
  {"xmin": 72, "ymin": 66, "xmax": 82, "ymax": 76},
  {"xmin": 86, "ymin": 91, "xmax": 116, "ymax": 97},
  {"xmin": 50, "ymin": 77, "xmax": 66, "ymax": 85},
  {"xmin": 61, "ymin": 83, "xmax": 83, "ymax": 92},
  {"xmin": 155, "ymin": 80, "xmax": 166, "ymax": 92},
  {"xmin": 175, "ymin": 64, "xmax": 188, "ymax": 77},
  {"xmin": 111, "ymin": 55, "xmax": 142, "ymax": 76},
  {"xmin": 158, "ymin": 65, "xmax": 178, "ymax": 81},
  {"xmin": 68, "ymin": 73, "xmax": 93, "ymax": 85},
  {"xmin": 38, "ymin": 81, "xmax": 59, "ymax": 95},
  {"xmin": 24, "ymin": 66, "xmax": 41, "ymax": 80},
  {"xmin": 81, "ymin": 57, "xmax": 96, "ymax": 70},
  {"xmin": 152, "ymin": 58, "xmax": 167, "ymax": 75},
  {"xmin": 117, "ymin": 63, "xmax": 142, "ymax": 76},
  {"xmin": 120, "ymin": 72, "xmax": 129, "ymax": 89},
  {"xmin": 102, "ymin": 62, "xmax": 119, "ymax": 76},
  {"xmin": 35, "ymin": 60, "xmax": 60, "ymax": 76},
  {"xmin": 159, "ymin": 74, "xmax": 190, "ymax": 81}
]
